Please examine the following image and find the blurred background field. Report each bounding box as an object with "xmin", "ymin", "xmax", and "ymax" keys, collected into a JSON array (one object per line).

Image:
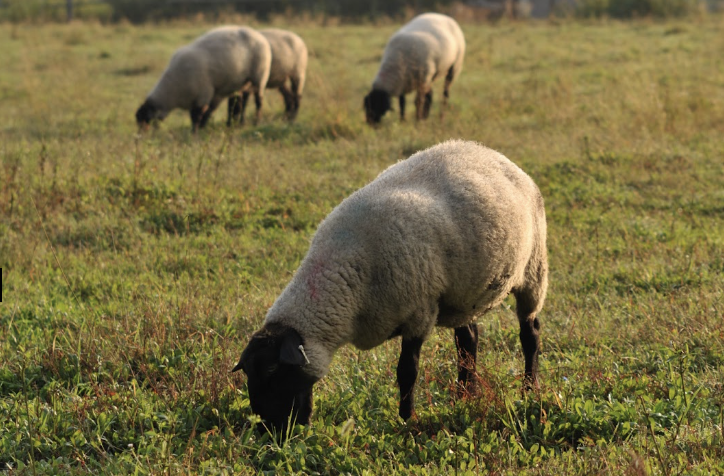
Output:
[{"xmin": 1, "ymin": 5, "xmax": 723, "ymax": 475}]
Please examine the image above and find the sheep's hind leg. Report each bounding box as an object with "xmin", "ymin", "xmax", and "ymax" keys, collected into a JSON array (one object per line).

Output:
[
  {"xmin": 253, "ymin": 92, "xmax": 263, "ymax": 125},
  {"xmin": 514, "ymin": 289, "xmax": 542, "ymax": 391},
  {"xmin": 454, "ymin": 323, "xmax": 479, "ymax": 396},
  {"xmin": 289, "ymin": 77, "xmax": 302, "ymax": 121},
  {"xmin": 397, "ymin": 336, "xmax": 423, "ymax": 420},
  {"xmin": 230, "ymin": 92, "xmax": 251, "ymax": 126},
  {"xmin": 441, "ymin": 66, "xmax": 454, "ymax": 120},
  {"xmin": 279, "ymin": 86, "xmax": 294, "ymax": 120},
  {"xmin": 414, "ymin": 91, "xmax": 424, "ymax": 121},
  {"xmin": 399, "ymin": 95, "xmax": 406, "ymax": 121},
  {"xmin": 422, "ymin": 90, "xmax": 433, "ymax": 120},
  {"xmin": 227, "ymin": 95, "xmax": 242, "ymax": 126}
]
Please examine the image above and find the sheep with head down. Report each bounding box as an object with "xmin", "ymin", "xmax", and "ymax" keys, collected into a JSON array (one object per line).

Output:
[
  {"xmin": 234, "ymin": 140, "xmax": 548, "ymax": 434},
  {"xmin": 364, "ymin": 13, "xmax": 465, "ymax": 124},
  {"xmin": 135, "ymin": 25, "xmax": 271, "ymax": 132},
  {"xmin": 227, "ymin": 28, "xmax": 308, "ymax": 125}
]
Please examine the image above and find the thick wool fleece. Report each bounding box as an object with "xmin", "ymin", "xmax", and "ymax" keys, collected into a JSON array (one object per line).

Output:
[{"xmin": 265, "ymin": 140, "xmax": 548, "ymax": 381}]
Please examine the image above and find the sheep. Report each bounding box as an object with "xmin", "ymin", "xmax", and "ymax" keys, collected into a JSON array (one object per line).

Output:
[
  {"xmin": 135, "ymin": 25, "xmax": 271, "ymax": 132},
  {"xmin": 364, "ymin": 13, "xmax": 465, "ymax": 124},
  {"xmin": 233, "ymin": 140, "xmax": 548, "ymax": 434},
  {"xmin": 227, "ymin": 28, "xmax": 308, "ymax": 125}
]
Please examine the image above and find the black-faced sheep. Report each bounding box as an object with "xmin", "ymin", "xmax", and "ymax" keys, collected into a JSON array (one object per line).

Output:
[
  {"xmin": 233, "ymin": 140, "xmax": 548, "ymax": 434},
  {"xmin": 227, "ymin": 28, "xmax": 308, "ymax": 125},
  {"xmin": 364, "ymin": 13, "xmax": 465, "ymax": 124},
  {"xmin": 135, "ymin": 26, "xmax": 271, "ymax": 132}
]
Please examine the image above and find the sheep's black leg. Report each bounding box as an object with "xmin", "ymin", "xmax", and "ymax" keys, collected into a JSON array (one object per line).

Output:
[
  {"xmin": 515, "ymin": 290, "xmax": 541, "ymax": 390},
  {"xmin": 291, "ymin": 93, "xmax": 301, "ymax": 120},
  {"xmin": 253, "ymin": 92, "xmax": 263, "ymax": 125},
  {"xmin": 199, "ymin": 99, "xmax": 220, "ymax": 129},
  {"xmin": 279, "ymin": 86, "xmax": 294, "ymax": 120},
  {"xmin": 190, "ymin": 106, "xmax": 205, "ymax": 132},
  {"xmin": 227, "ymin": 95, "xmax": 242, "ymax": 126},
  {"xmin": 397, "ymin": 337, "xmax": 423, "ymax": 420},
  {"xmin": 454, "ymin": 323, "xmax": 479, "ymax": 395},
  {"xmin": 237, "ymin": 92, "xmax": 250, "ymax": 126},
  {"xmin": 399, "ymin": 95, "xmax": 406, "ymax": 121},
  {"xmin": 519, "ymin": 317, "xmax": 540, "ymax": 389},
  {"xmin": 414, "ymin": 92, "xmax": 423, "ymax": 121},
  {"xmin": 422, "ymin": 90, "xmax": 433, "ymax": 120},
  {"xmin": 441, "ymin": 67, "xmax": 455, "ymax": 120},
  {"xmin": 444, "ymin": 67, "xmax": 454, "ymax": 103},
  {"xmin": 289, "ymin": 77, "xmax": 301, "ymax": 120}
]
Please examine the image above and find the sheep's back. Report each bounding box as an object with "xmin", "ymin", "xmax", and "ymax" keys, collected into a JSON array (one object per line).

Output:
[
  {"xmin": 318, "ymin": 140, "xmax": 544, "ymax": 338},
  {"xmin": 375, "ymin": 14, "xmax": 464, "ymax": 94},
  {"xmin": 149, "ymin": 45, "xmax": 208, "ymax": 110},
  {"xmin": 198, "ymin": 26, "xmax": 271, "ymax": 96},
  {"xmin": 261, "ymin": 29, "xmax": 308, "ymax": 89}
]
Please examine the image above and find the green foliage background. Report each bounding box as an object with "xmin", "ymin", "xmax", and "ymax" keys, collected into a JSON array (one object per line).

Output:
[{"xmin": 1, "ymin": 13, "xmax": 723, "ymax": 475}]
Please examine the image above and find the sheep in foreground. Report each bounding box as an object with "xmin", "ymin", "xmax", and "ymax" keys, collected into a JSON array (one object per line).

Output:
[
  {"xmin": 364, "ymin": 13, "xmax": 465, "ymax": 124},
  {"xmin": 233, "ymin": 140, "xmax": 548, "ymax": 434},
  {"xmin": 228, "ymin": 28, "xmax": 308, "ymax": 125},
  {"xmin": 135, "ymin": 26, "xmax": 271, "ymax": 132}
]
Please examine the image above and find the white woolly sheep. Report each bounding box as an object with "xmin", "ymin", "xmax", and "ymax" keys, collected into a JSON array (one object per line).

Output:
[
  {"xmin": 364, "ymin": 13, "xmax": 465, "ymax": 124},
  {"xmin": 234, "ymin": 140, "xmax": 548, "ymax": 434},
  {"xmin": 228, "ymin": 28, "xmax": 308, "ymax": 125},
  {"xmin": 135, "ymin": 25, "xmax": 271, "ymax": 132}
]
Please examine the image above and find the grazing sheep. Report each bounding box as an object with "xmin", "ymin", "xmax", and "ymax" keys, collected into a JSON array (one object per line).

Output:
[
  {"xmin": 228, "ymin": 28, "xmax": 308, "ymax": 125},
  {"xmin": 135, "ymin": 26, "xmax": 271, "ymax": 132},
  {"xmin": 364, "ymin": 13, "xmax": 465, "ymax": 124},
  {"xmin": 233, "ymin": 140, "xmax": 548, "ymax": 434}
]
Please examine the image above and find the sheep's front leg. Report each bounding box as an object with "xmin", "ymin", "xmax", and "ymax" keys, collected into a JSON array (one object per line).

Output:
[
  {"xmin": 189, "ymin": 105, "xmax": 207, "ymax": 132},
  {"xmin": 198, "ymin": 98, "xmax": 221, "ymax": 129},
  {"xmin": 454, "ymin": 323, "xmax": 478, "ymax": 395},
  {"xmin": 399, "ymin": 95, "xmax": 406, "ymax": 121},
  {"xmin": 397, "ymin": 337, "xmax": 423, "ymax": 420}
]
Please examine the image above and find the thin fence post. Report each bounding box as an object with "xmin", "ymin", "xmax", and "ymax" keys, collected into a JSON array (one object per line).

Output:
[{"xmin": 67, "ymin": 0, "xmax": 73, "ymax": 22}]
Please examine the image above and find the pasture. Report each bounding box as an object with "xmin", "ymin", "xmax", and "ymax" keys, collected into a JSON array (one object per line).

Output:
[{"xmin": 1, "ymin": 14, "xmax": 724, "ymax": 475}]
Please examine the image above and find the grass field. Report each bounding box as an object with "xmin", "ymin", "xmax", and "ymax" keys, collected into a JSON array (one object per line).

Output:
[{"xmin": 1, "ymin": 13, "xmax": 724, "ymax": 475}]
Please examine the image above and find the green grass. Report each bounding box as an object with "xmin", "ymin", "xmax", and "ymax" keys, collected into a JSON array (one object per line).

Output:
[{"xmin": 1, "ymin": 14, "xmax": 724, "ymax": 475}]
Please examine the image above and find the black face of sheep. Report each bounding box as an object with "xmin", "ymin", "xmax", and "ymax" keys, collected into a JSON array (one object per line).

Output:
[
  {"xmin": 232, "ymin": 324, "xmax": 316, "ymax": 435},
  {"xmin": 135, "ymin": 100, "xmax": 160, "ymax": 131},
  {"xmin": 364, "ymin": 89, "xmax": 391, "ymax": 124}
]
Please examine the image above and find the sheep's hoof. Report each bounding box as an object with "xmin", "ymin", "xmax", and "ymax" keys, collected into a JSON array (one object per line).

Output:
[
  {"xmin": 522, "ymin": 376, "xmax": 540, "ymax": 393},
  {"xmin": 455, "ymin": 380, "xmax": 480, "ymax": 400},
  {"xmin": 399, "ymin": 405, "xmax": 416, "ymax": 421}
]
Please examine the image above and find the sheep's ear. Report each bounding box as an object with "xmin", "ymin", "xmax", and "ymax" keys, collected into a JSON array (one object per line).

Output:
[
  {"xmin": 232, "ymin": 329, "xmax": 269, "ymax": 374},
  {"xmin": 279, "ymin": 328, "xmax": 308, "ymax": 367}
]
